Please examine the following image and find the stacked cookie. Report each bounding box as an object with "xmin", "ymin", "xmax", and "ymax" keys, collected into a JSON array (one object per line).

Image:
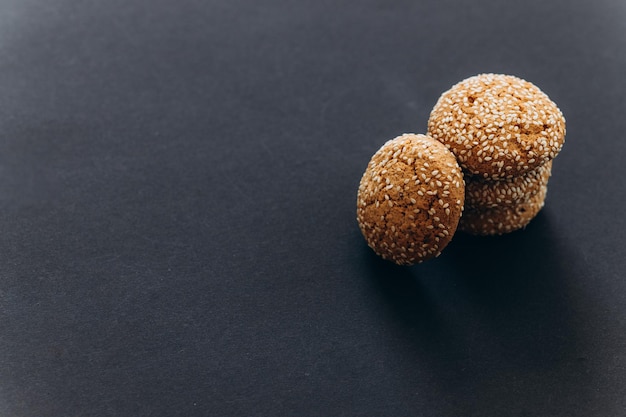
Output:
[
  {"xmin": 356, "ymin": 73, "xmax": 566, "ymax": 264},
  {"xmin": 427, "ymin": 74, "xmax": 566, "ymax": 235}
]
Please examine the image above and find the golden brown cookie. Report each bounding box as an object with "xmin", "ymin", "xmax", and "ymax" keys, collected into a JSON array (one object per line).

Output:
[
  {"xmin": 465, "ymin": 160, "xmax": 552, "ymax": 209},
  {"xmin": 356, "ymin": 133, "xmax": 465, "ymax": 265},
  {"xmin": 459, "ymin": 184, "xmax": 547, "ymax": 236},
  {"xmin": 427, "ymin": 74, "xmax": 565, "ymax": 180}
]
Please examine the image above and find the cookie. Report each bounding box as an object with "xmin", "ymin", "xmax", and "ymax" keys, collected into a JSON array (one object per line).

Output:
[
  {"xmin": 356, "ymin": 133, "xmax": 465, "ymax": 265},
  {"xmin": 427, "ymin": 73, "xmax": 565, "ymax": 180},
  {"xmin": 459, "ymin": 184, "xmax": 547, "ymax": 235},
  {"xmin": 465, "ymin": 160, "xmax": 552, "ymax": 209}
]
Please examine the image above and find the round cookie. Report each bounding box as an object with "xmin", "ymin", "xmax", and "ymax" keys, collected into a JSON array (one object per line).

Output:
[
  {"xmin": 427, "ymin": 73, "xmax": 565, "ymax": 180},
  {"xmin": 356, "ymin": 133, "xmax": 465, "ymax": 265},
  {"xmin": 459, "ymin": 185, "xmax": 547, "ymax": 236},
  {"xmin": 465, "ymin": 160, "xmax": 552, "ymax": 209}
]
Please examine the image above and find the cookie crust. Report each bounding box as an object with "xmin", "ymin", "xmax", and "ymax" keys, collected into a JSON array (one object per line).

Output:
[
  {"xmin": 465, "ymin": 161, "xmax": 552, "ymax": 209},
  {"xmin": 459, "ymin": 185, "xmax": 547, "ymax": 236}
]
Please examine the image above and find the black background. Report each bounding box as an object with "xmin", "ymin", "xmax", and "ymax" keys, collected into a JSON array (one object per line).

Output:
[{"xmin": 1, "ymin": 0, "xmax": 625, "ymax": 416}]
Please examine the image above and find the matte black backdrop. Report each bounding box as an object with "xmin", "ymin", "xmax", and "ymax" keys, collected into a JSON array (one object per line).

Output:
[{"xmin": 1, "ymin": 0, "xmax": 625, "ymax": 416}]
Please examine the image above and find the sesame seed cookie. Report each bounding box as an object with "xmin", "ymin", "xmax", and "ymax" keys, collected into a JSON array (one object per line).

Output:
[
  {"xmin": 459, "ymin": 184, "xmax": 547, "ymax": 236},
  {"xmin": 465, "ymin": 161, "xmax": 552, "ymax": 209},
  {"xmin": 427, "ymin": 73, "xmax": 565, "ymax": 180},
  {"xmin": 356, "ymin": 133, "xmax": 465, "ymax": 265}
]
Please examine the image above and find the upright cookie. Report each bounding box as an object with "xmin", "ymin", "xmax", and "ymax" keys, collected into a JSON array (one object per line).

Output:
[
  {"xmin": 428, "ymin": 74, "xmax": 565, "ymax": 180},
  {"xmin": 465, "ymin": 161, "xmax": 552, "ymax": 209},
  {"xmin": 357, "ymin": 134, "xmax": 465, "ymax": 265},
  {"xmin": 459, "ymin": 184, "xmax": 547, "ymax": 236}
]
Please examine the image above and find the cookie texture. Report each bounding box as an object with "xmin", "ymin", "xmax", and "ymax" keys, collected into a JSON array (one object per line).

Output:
[
  {"xmin": 465, "ymin": 160, "xmax": 552, "ymax": 209},
  {"xmin": 459, "ymin": 184, "xmax": 547, "ymax": 236},
  {"xmin": 427, "ymin": 73, "xmax": 565, "ymax": 180},
  {"xmin": 356, "ymin": 134, "xmax": 465, "ymax": 265}
]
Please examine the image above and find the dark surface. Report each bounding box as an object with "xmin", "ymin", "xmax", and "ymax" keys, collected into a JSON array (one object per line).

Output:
[{"xmin": 1, "ymin": 0, "xmax": 625, "ymax": 415}]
